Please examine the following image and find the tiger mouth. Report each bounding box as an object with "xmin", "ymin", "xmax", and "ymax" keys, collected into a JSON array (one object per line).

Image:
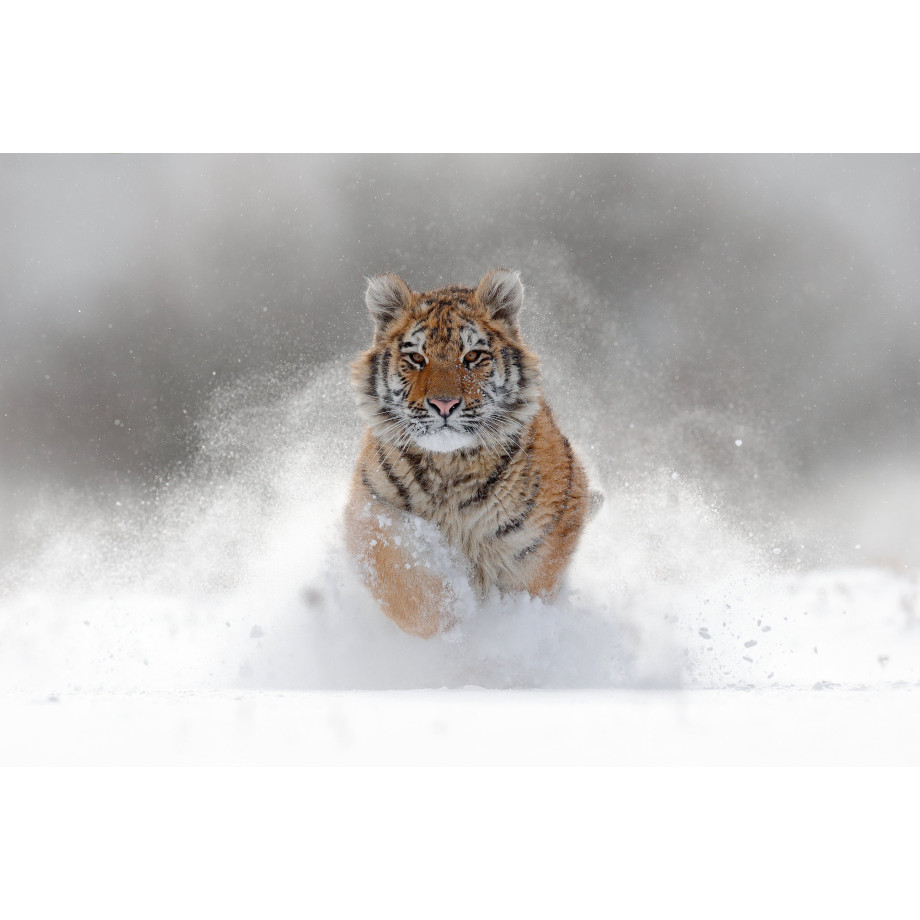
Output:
[{"xmin": 419, "ymin": 409, "xmax": 469, "ymax": 431}]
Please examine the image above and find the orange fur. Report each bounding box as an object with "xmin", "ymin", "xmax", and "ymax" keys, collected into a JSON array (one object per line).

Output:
[{"xmin": 345, "ymin": 269, "xmax": 597, "ymax": 636}]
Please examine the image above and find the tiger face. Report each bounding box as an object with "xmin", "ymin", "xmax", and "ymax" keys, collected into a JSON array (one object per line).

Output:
[{"xmin": 352, "ymin": 270, "xmax": 541, "ymax": 454}]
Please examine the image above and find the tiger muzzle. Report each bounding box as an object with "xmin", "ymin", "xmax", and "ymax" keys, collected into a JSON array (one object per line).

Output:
[{"xmin": 428, "ymin": 397, "xmax": 460, "ymax": 418}]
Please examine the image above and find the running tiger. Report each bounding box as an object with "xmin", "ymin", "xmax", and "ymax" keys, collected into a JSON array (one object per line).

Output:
[{"xmin": 344, "ymin": 269, "xmax": 600, "ymax": 637}]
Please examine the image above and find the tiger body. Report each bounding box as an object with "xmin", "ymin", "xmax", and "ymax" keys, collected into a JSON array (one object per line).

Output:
[{"xmin": 345, "ymin": 269, "xmax": 595, "ymax": 638}]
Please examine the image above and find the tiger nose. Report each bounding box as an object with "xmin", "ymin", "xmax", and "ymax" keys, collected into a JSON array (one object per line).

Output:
[{"xmin": 428, "ymin": 397, "xmax": 460, "ymax": 417}]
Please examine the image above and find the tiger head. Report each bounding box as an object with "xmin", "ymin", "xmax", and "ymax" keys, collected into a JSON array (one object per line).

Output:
[{"xmin": 352, "ymin": 269, "xmax": 541, "ymax": 454}]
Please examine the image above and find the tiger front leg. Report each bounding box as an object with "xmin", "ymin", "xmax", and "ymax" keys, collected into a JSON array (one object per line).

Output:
[{"xmin": 344, "ymin": 491, "xmax": 460, "ymax": 639}]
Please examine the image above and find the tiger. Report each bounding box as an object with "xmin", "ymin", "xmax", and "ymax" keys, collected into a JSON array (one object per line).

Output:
[{"xmin": 344, "ymin": 268, "xmax": 601, "ymax": 638}]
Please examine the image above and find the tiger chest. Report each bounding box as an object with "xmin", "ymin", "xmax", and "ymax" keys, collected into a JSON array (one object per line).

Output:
[{"xmin": 417, "ymin": 461, "xmax": 543, "ymax": 594}]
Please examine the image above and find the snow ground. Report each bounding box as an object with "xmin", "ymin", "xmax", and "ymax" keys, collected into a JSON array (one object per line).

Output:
[
  {"xmin": 2, "ymin": 687, "xmax": 919, "ymax": 766},
  {"xmin": 2, "ymin": 370, "xmax": 919, "ymax": 767},
  {"xmin": 3, "ymin": 372, "xmax": 919, "ymax": 920}
]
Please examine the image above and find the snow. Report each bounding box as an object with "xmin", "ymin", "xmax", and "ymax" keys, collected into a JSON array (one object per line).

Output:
[
  {"xmin": 3, "ymin": 154, "xmax": 920, "ymax": 918},
  {"xmin": 2, "ymin": 687, "xmax": 919, "ymax": 767},
  {"xmin": 1, "ymin": 366, "xmax": 919, "ymax": 771}
]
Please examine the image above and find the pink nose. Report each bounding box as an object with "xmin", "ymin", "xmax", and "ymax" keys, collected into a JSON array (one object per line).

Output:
[{"xmin": 429, "ymin": 397, "xmax": 460, "ymax": 417}]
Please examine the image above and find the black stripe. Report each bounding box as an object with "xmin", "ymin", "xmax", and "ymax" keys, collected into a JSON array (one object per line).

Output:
[
  {"xmin": 515, "ymin": 535, "xmax": 545, "ymax": 559},
  {"xmin": 376, "ymin": 444, "xmax": 412, "ymax": 512},
  {"xmin": 458, "ymin": 446, "xmax": 519, "ymax": 509},
  {"xmin": 378, "ymin": 404, "xmax": 403, "ymax": 426},
  {"xmin": 365, "ymin": 352, "xmax": 382, "ymax": 400},
  {"xmin": 501, "ymin": 345, "xmax": 523, "ymax": 377},
  {"xmin": 454, "ymin": 469, "xmax": 483, "ymax": 486},
  {"xmin": 541, "ymin": 439, "xmax": 575, "ymax": 530},
  {"xmin": 542, "ymin": 440, "xmax": 576, "ymax": 536},
  {"xmin": 380, "ymin": 349, "xmax": 391, "ymax": 385},
  {"xmin": 503, "ymin": 430, "xmax": 523, "ymax": 457},
  {"xmin": 360, "ymin": 471, "xmax": 379, "ymax": 501},
  {"xmin": 495, "ymin": 497, "xmax": 537, "ymax": 538},
  {"xmin": 515, "ymin": 437, "xmax": 575, "ymax": 560},
  {"xmin": 494, "ymin": 472, "xmax": 541, "ymax": 539},
  {"xmin": 561, "ymin": 437, "xmax": 575, "ymax": 502},
  {"xmin": 401, "ymin": 447, "xmax": 433, "ymax": 496}
]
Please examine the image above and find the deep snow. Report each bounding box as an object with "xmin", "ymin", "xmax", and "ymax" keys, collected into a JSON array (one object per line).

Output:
[{"xmin": 1, "ymin": 365, "xmax": 919, "ymax": 764}]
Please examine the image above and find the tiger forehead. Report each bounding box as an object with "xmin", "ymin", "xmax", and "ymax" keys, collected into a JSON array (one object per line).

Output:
[
  {"xmin": 401, "ymin": 303, "xmax": 489, "ymax": 351},
  {"xmin": 419, "ymin": 284, "xmax": 474, "ymax": 304}
]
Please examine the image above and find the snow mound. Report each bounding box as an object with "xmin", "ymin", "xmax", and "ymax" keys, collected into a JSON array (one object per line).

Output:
[{"xmin": 2, "ymin": 366, "xmax": 918, "ymax": 694}]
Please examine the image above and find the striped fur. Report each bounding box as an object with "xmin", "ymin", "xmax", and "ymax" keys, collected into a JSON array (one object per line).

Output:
[{"xmin": 344, "ymin": 269, "xmax": 597, "ymax": 638}]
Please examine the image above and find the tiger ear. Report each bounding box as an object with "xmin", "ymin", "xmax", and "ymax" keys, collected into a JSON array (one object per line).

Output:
[
  {"xmin": 365, "ymin": 274, "xmax": 412, "ymax": 333},
  {"xmin": 476, "ymin": 269, "xmax": 524, "ymax": 330}
]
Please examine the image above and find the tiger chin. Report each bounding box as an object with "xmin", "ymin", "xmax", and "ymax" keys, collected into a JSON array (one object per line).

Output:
[{"xmin": 344, "ymin": 268, "xmax": 602, "ymax": 638}]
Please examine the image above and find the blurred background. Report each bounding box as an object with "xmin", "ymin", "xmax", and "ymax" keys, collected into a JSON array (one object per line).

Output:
[{"xmin": 2, "ymin": 154, "xmax": 918, "ymax": 567}]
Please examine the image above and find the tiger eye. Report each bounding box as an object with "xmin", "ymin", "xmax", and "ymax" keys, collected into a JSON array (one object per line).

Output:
[
  {"xmin": 408, "ymin": 353, "xmax": 426, "ymax": 366},
  {"xmin": 464, "ymin": 351, "xmax": 480, "ymax": 364}
]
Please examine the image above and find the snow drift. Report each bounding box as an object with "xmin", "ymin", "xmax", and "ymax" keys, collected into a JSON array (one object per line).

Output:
[{"xmin": 2, "ymin": 363, "xmax": 918, "ymax": 696}]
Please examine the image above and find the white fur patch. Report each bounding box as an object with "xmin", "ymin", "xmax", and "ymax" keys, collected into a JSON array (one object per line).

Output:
[{"xmin": 414, "ymin": 428, "xmax": 477, "ymax": 453}]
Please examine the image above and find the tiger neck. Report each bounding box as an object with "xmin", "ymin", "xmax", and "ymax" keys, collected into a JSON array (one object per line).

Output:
[{"xmin": 406, "ymin": 438, "xmax": 519, "ymax": 484}]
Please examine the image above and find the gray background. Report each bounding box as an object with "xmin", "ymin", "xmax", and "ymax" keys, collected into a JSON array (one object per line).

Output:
[{"xmin": 2, "ymin": 154, "xmax": 918, "ymax": 562}]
